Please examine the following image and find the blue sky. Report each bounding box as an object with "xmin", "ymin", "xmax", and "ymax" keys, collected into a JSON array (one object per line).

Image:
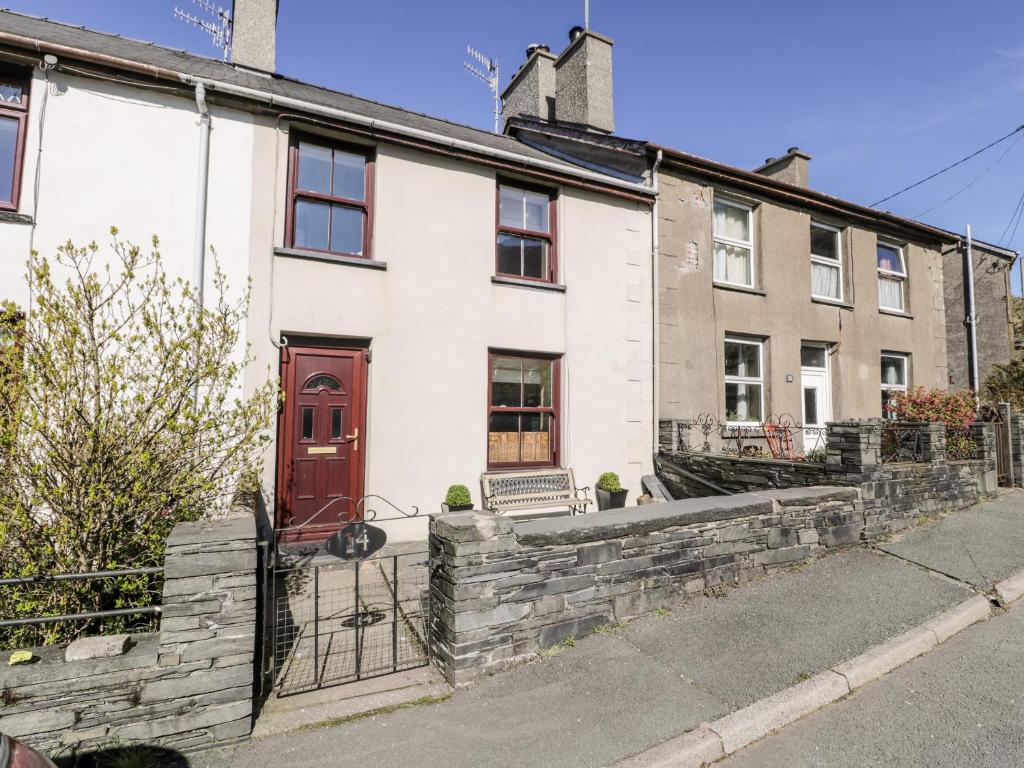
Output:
[{"xmin": 8, "ymin": 1, "xmax": 1024, "ymax": 291}]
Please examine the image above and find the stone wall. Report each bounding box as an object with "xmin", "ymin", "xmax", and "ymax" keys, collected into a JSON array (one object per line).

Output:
[
  {"xmin": 430, "ymin": 486, "xmax": 866, "ymax": 685},
  {"xmin": 0, "ymin": 517, "xmax": 256, "ymax": 756},
  {"xmin": 659, "ymin": 420, "xmax": 997, "ymax": 509},
  {"xmin": 656, "ymin": 452, "xmax": 826, "ymax": 498}
]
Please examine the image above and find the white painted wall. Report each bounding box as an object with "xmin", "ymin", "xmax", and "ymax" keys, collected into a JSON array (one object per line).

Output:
[
  {"xmin": 0, "ymin": 70, "xmax": 253, "ymax": 315},
  {"xmin": 0, "ymin": 64, "xmax": 656, "ymax": 544},
  {"xmin": 255, "ymin": 133, "xmax": 655, "ymax": 541}
]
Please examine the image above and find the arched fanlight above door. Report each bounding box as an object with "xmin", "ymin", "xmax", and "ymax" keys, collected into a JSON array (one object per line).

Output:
[{"xmin": 304, "ymin": 373, "xmax": 345, "ymax": 392}]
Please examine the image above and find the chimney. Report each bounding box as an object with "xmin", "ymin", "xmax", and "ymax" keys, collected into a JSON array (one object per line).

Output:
[
  {"xmin": 231, "ymin": 0, "xmax": 278, "ymax": 73},
  {"xmin": 501, "ymin": 44, "xmax": 557, "ymax": 128},
  {"xmin": 754, "ymin": 147, "xmax": 812, "ymax": 187},
  {"xmin": 554, "ymin": 27, "xmax": 614, "ymax": 133}
]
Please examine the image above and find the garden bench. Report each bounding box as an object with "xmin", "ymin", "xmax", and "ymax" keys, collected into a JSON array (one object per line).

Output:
[{"xmin": 480, "ymin": 468, "xmax": 591, "ymax": 518}]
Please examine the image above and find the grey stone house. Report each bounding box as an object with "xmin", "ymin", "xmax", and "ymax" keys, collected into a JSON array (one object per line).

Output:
[
  {"xmin": 502, "ymin": 26, "xmax": 1017, "ymax": 452},
  {"xmin": 940, "ymin": 235, "xmax": 1017, "ymax": 393}
]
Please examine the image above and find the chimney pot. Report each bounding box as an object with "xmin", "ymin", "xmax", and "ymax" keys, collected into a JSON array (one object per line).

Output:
[{"xmin": 569, "ymin": 25, "xmax": 585, "ymax": 41}]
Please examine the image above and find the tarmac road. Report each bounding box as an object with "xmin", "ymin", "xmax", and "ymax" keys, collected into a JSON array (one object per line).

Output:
[{"xmin": 720, "ymin": 602, "xmax": 1024, "ymax": 768}]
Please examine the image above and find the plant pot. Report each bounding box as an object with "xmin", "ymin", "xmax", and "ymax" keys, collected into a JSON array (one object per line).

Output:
[
  {"xmin": 596, "ymin": 488, "xmax": 629, "ymax": 510},
  {"xmin": 442, "ymin": 503, "xmax": 474, "ymax": 513}
]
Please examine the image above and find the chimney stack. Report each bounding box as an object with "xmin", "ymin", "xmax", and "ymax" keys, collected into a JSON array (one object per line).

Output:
[
  {"xmin": 231, "ymin": 0, "xmax": 278, "ymax": 72},
  {"xmin": 754, "ymin": 147, "xmax": 812, "ymax": 188},
  {"xmin": 554, "ymin": 27, "xmax": 614, "ymax": 133},
  {"xmin": 501, "ymin": 44, "xmax": 557, "ymax": 128}
]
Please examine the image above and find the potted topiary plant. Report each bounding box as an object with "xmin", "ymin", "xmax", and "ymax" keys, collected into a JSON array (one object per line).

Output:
[
  {"xmin": 596, "ymin": 472, "xmax": 628, "ymax": 511},
  {"xmin": 443, "ymin": 484, "xmax": 474, "ymax": 512}
]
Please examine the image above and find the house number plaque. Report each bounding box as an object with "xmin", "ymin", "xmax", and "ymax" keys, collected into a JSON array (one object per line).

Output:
[{"xmin": 326, "ymin": 520, "xmax": 387, "ymax": 560}]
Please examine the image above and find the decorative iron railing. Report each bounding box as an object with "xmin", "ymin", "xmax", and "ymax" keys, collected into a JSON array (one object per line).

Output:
[
  {"xmin": 880, "ymin": 422, "xmax": 927, "ymax": 464},
  {"xmin": 674, "ymin": 414, "xmax": 827, "ymax": 461}
]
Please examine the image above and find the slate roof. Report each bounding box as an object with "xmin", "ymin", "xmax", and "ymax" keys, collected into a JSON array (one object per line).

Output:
[{"xmin": 0, "ymin": 8, "xmax": 583, "ymax": 173}]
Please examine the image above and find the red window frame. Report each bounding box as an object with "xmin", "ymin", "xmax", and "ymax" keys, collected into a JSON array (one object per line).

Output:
[
  {"xmin": 495, "ymin": 179, "xmax": 558, "ymax": 283},
  {"xmin": 0, "ymin": 67, "xmax": 31, "ymax": 212},
  {"xmin": 284, "ymin": 132, "xmax": 375, "ymax": 259},
  {"xmin": 487, "ymin": 350, "xmax": 561, "ymax": 469}
]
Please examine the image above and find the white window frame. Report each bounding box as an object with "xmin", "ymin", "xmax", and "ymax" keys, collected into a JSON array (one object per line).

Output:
[
  {"xmin": 724, "ymin": 336, "xmax": 765, "ymax": 425},
  {"xmin": 713, "ymin": 197, "xmax": 755, "ymax": 288},
  {"xmin": 880, "ymin": 352, "xmax": 909, "ymax": 419},
  {"xmin": 810, "ymin": 221, "xmax": 843, "ymax": 302},
  {"xmin": 877, "ymin": 242, "xmax": 907, "ymax": 312}
]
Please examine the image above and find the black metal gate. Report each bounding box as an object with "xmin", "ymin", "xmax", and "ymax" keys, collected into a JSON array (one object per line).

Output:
[{"xmin": 269, "ymin": 547, "xmax": 430, "ymax": 696}]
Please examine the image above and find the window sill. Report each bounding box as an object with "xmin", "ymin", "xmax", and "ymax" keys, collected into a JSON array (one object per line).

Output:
[
  {"xmin": 274, "ymin": 247, "xmax": 387, "ymax": 270},
  {"xmin": 0, "ymin": 211, "xmax": 33, "ymax": 225},
  {"xmin": 713, "ymin": 281, "xmax": 766, "ymax": 297},
  {"xmin": 491, "ymin": 276, "xmax": 566, "ymax": 293},
  {"xmin": 812, "ymin": 296, "xmax": 854, "ymax": 310},
  {"xmin": 879, "ymin": 308, "xmax": 913, "ymax": 319}
]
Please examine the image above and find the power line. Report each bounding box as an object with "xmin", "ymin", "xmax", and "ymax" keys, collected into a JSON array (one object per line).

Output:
[
  {"xmin": 998, "ymin": 187, "xmax": 1024, "ymax": 246},
  {"xmin": 912, "ymin": 131, "xmax": 1024, "ymax": 219},
  {"xmin": 871, "ymin": 122, "xmax": 1024, "ymax": 207}
]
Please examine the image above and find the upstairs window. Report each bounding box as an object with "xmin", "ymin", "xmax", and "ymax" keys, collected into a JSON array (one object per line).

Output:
[
  {"xmin": 497, "ymin": 183, "xmax": 556, "ymax": 282},
  {"xmin": 287, "ymin": 136, "xmax": 373, "ymax": 258},
  {"xmin": 810, "ymin": 222, "xmax": 842, "ymax": 300},
  {"xmin": 0, "ymin": 68, "xmax": 30, "ymax": 210},
  {"xmin": 488, "ymin": 352, "xmax": 559, "ymax": 468},
  {"xmin": 713, "ymin": 198, "xmax": 754, "ymax": 287},
  {"xmin": 881, "ymin": 353, "xmax": 908, "ymax": 418},
  {"xmin": 877, "ymin": 242, "xmax": 907, "ymax": 312},
  {"xmin": 724, "ymin": 337, "xmax": 764, "ymax": 424}
]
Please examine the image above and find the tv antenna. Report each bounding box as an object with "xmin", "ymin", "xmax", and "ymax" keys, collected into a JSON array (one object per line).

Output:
[
  {"xmin": 174, "ymin": 0, "xmax": 233, "ymax": 61},
  {"xmin": 464, "ymin": 45, "xmax": 501, "ymax": 133}
]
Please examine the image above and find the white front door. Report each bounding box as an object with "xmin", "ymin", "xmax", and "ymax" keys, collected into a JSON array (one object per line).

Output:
[{"xmin": 800, "ymin": 345, "xmax": 832, "ymax": 452}]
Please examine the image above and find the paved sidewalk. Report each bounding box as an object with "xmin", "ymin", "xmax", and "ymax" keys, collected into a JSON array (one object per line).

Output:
[{"xmin": 201, "ymin": 491, "xmax": 1024, "ymax": 768}]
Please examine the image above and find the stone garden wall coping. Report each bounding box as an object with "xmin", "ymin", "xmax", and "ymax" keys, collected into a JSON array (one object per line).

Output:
[{"xmin": 513, "ymin": 493, "xmax": 778, "ymax": 547}]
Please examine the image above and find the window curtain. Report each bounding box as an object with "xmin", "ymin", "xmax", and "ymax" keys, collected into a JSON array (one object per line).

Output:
[
  {"xmin": 811, "ymin": 262, "xmax": 840, "ymax": 298},
  {"xmin": 715, "ymin": 243, "xmax": 751, "ymax": 285},
  {"xmin": 879, "ymin": 277, "xmax": 903, "ymax": 310}
]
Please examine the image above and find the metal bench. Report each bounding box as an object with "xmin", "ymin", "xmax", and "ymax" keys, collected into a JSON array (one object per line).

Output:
[{"xmin": 480, "ymin": 469, "xmax": 592, "ymax": 518}]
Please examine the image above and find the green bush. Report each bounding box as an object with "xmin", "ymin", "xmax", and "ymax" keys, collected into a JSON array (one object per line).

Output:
[
  {"xmin": 444, "ymin": 484, "xmax": 472, "ymax": 507},
  {"xmin": 0, "ymin": 232, "xmax": 277, "ymax": 650},
  {"xmin": 597, "ymin": 472, "xmax": 622, "ymax": 492}
]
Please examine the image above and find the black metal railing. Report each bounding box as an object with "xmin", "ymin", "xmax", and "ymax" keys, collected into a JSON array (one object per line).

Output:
[
  {"xmin": 880, "ymin": 421, "xmax": 927, "ymax": 464},
  {"xmin": 271, "ymin": 551, "xmax": 429, "ymax": 696},
  {"xmin": 0, "ymin": 567, "xmax": 164, "ymax": 650},
  {"xmin": 674, "ymin": 414, "xmax": 827, "ymax": 461}
]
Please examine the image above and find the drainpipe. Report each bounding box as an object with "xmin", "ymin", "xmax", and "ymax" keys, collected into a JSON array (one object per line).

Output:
[
  {"xmin": 193, "ymin": 82, "xmax": 211, "ymax": 307},
  {"xmin": 651, "ymin": 149, "xmax": 663, "ymax": 457},
  {"xmin": 965, "ymin": 225, "xmax": 980, "ymax": 404}
]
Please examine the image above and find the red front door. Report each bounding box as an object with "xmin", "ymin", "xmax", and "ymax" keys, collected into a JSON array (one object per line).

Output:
[{"xmin": 277, "ymin": 346, "xmax": 367, "ymax": 542}]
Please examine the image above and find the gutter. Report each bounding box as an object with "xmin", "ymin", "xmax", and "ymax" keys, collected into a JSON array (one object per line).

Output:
[
  {"xmin": 656, "ymin": 145, "xmax": 952, "ymax": 244},
  {"xmin": 0, "ymin": 30, "xmax": 654, "ymax": 199}
]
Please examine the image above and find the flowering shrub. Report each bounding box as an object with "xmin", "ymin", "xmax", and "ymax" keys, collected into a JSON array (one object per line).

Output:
[{"xmin": 887, "ymin": 387, "xmax": 976, "ymax": 427}]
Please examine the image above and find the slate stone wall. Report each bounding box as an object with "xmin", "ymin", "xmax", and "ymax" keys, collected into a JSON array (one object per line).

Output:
[
  {"xmin": 656, "ymin": 452, "xmax": 826, "ymax": 498},
  {"xmin": 430, "ymin": 487, "xmax": 864, "ymax": 685},
  {"xmin": 0, "ymin": 517, "xmax": 256, "ymax": 756},
  {"xmin": 659, "ymin": 420, "xmax": 996, "ymax": 510}
]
